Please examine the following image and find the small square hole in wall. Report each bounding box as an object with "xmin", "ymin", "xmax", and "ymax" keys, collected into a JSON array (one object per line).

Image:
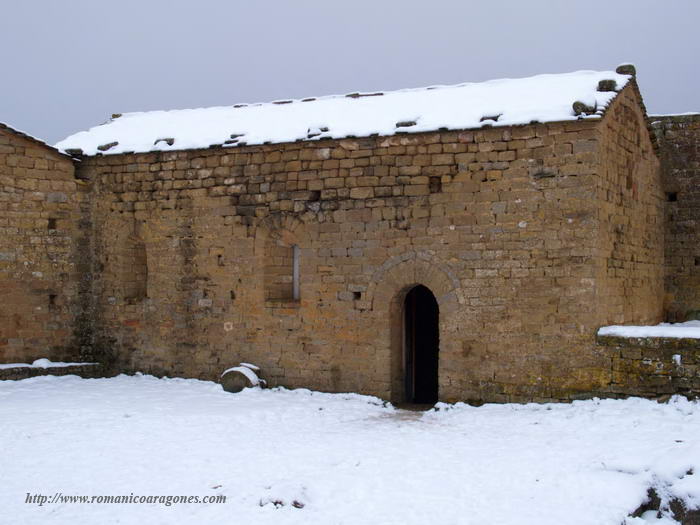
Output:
[
  {"xmin": 429, "ymin": 176, "xmax": 442, "ymax": 193},
  {"xmin": 47, "ymin": 218, "xmax": 57, "ymax": 230},
  {"xmin": 48, "ymin": 294, "xmax": 57, "ymax": 309},
  {"xmin": 667, "ymin": 192, "xmax": 678, "ymax": 202},
  {"xmin": 353, "ymin": 292, "xmax": 362, "ymax": 300}
]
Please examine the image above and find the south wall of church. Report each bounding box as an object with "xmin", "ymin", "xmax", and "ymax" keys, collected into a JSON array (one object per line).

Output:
[{"xmin": 79, "ymin": 94, "xmax": 663, "ymax": 402}]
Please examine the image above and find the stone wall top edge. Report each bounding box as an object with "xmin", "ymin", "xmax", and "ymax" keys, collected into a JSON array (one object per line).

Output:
[
  {"xmin": 0, "ymin": 364, "xmax": 109, "ymax": 381},
  {"xmin": 649, "ymin": 113, "xmax": 700, "ymax": 125},
  {"xmin": 597, "ymin": 334, "xmax": 700, "ymax": 350},
  {"xmin": 76, "ymin": 118, "xmax": 602, "ymax": 166}
]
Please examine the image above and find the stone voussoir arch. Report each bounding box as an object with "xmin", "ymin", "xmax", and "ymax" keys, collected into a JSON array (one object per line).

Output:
[
  {"xmin": 254, "ymin": 212, "xmax": 311, "ymax": 247},
  {"xmin": 254, "ymin": 212, "xmax": 312, "ymax": 302},
  {"xmin": 365, "ymin": 251, "xmax": 465, "ymax": 313}
]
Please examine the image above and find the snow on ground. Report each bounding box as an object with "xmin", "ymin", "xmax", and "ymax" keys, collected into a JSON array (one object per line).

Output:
[
  {"xmin": 1, "ymin": 374, "xmax": 699, "ymax": 525},
  {"xmin": 599, "ymin": 321, "xmax": 700, "ymax": 339},
  {"xmin": 0, "ymin": 358, "xmax": 97, "ymax": 370},
  {"xmin": 55, "ymin": 69, "xmax": 630, "ymax": 156}
]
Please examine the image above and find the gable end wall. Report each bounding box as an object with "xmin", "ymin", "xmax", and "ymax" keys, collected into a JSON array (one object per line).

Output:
[{"xmin": 594, "ymin": 83, "xmax": 665, "ymax": 327}]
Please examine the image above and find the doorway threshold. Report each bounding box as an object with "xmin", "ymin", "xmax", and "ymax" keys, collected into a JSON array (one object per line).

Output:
[{"xmin": 392, "ymin": 402, "xmax": 436, "ymax": 412}]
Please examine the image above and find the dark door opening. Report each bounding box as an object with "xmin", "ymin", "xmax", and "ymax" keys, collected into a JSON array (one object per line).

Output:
[{"xmin": 404, "ymin": 285, "xmax": 439, "ymax": 404}]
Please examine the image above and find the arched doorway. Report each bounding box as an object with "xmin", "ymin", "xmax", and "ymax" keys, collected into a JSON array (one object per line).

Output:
[{"xmin": 404, "ymin": 285, "xmax": 439, "ymax": 404}]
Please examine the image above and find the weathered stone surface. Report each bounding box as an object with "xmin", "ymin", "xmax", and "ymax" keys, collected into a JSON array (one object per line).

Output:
[
  {"xmin": 66, "ymin": 82, "xmax": 667, "ymax": 404},
  {"xmin": 0, "ymin": 364, "xmax": 109, "ymax": 381},
  {"xmin": 651, "ymin": 114, "xmax": 700, "ymax": 322},
  {"xmin": 0, "ymin": 126, "xmax": 92, "ymax": 367},
  {"xmin": 97, "ymin": 142, "xmax": 119, "ymax": 152},
  {"xmin": 596, "ymin": 79, "xmax": 617, "ymax": 92},
  {"xmin": 572, "ymin": 101, "xmax": 597, "ymax": 115},
  {"xmin": 598, "ymin": 335, "xmax": 700, "ymax": 397},
  {"xmin": 220, "ymin": 369, "xmax": 256, "ymax": 393},
  {"xmin": 615, "ymin": 63, "xmax": 637, "ymax": 76},
  {"xmin": 3, "ymin": 83, "xmax": 694, "ymax": 405}
]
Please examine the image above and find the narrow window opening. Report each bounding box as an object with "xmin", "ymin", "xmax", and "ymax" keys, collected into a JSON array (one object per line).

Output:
[
  {"xmin": 429, "ymin": 176, "xmax": 442, "ymax": 193},
  {"xmin": 695, "ymin": 257, "xmax": 700, "ymax": 267},
  {"xmin": 217, "ymin": 254, "xmax": 224, "ymax": 266},
  {"xmin": 353, "ymin": 291, "xmax": 362, "ymax": 300},
  {"xmin": 48, "ymin": 294, "xmax": 57, "ymax": 309},
  {"xmin": 292, "ymin": 244, "xmax": 300, "ymax": 301},
  {"xmin": 47, "ymin": 218, "xmax": 57, "ymax": 230},
  {"xmin": 230, "ymin": 290, "xmax": 236, "ymax": 301},
  {"xmin": 667, "ymin": 192, "xmax": 678, "ymax": 202}
]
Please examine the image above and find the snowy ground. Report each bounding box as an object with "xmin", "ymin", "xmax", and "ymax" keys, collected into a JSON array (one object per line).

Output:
[{"xmin": 1, "ymin": 375, "xmax": 699, "ymax": 525}]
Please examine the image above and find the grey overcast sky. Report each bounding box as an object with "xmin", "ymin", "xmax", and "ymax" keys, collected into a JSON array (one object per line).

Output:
[{"xmin": 1, "ymin": 0, "xmax": 698, "ymax": 144}]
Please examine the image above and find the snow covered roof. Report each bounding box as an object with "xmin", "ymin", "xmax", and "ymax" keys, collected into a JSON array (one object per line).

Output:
[{"xmin": 55, "ymin": 69, "xmax": 633, "ymax": 157}]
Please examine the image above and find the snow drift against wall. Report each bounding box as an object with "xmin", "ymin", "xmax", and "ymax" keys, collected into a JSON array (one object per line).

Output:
[{"xmin": 55, "ymin": 70, "xmax": 631, "ymax": 156}]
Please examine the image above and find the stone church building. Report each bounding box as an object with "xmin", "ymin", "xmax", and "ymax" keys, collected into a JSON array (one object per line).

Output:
[{"xmin": 1, "ymin": 66, "xmax": 698, "ymax": 403}]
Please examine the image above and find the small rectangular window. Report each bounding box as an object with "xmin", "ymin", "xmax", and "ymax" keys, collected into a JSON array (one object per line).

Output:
[
  {"xmin": 47, "ymin": 218, "xmax": 57, "ymax": 230},
  {"xmin": 667, "ymin": 192, "xmax": 678, "ymax": 202}
]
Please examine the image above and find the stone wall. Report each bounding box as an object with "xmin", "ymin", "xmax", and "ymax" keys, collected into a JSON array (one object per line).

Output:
[
  {"xmin": 595, "ymin": 85, "xmax": 664, "ymax": 326},
  {"xmin": 597, "ymin": 334, "xmax": 700, "ymax": 398},
  {"xmin": 650, "ymin": 114, "xmax": 700, "ymax": 321},
  {"xmin": 0, "ymin": 126, "xmax": 88, "ymax": 365},
  {"xmin": 76, "ymin": 83, "xmax": 665, "ymax": 403},
  {"xmin": 0, "ymin": 364, "xmax": 107, "ymax": 381}
]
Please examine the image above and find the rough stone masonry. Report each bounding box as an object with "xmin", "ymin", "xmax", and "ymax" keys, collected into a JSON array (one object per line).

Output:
[{"xmin": 1, "ymin": 68, "xmax": 698, "ymax": 403}]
